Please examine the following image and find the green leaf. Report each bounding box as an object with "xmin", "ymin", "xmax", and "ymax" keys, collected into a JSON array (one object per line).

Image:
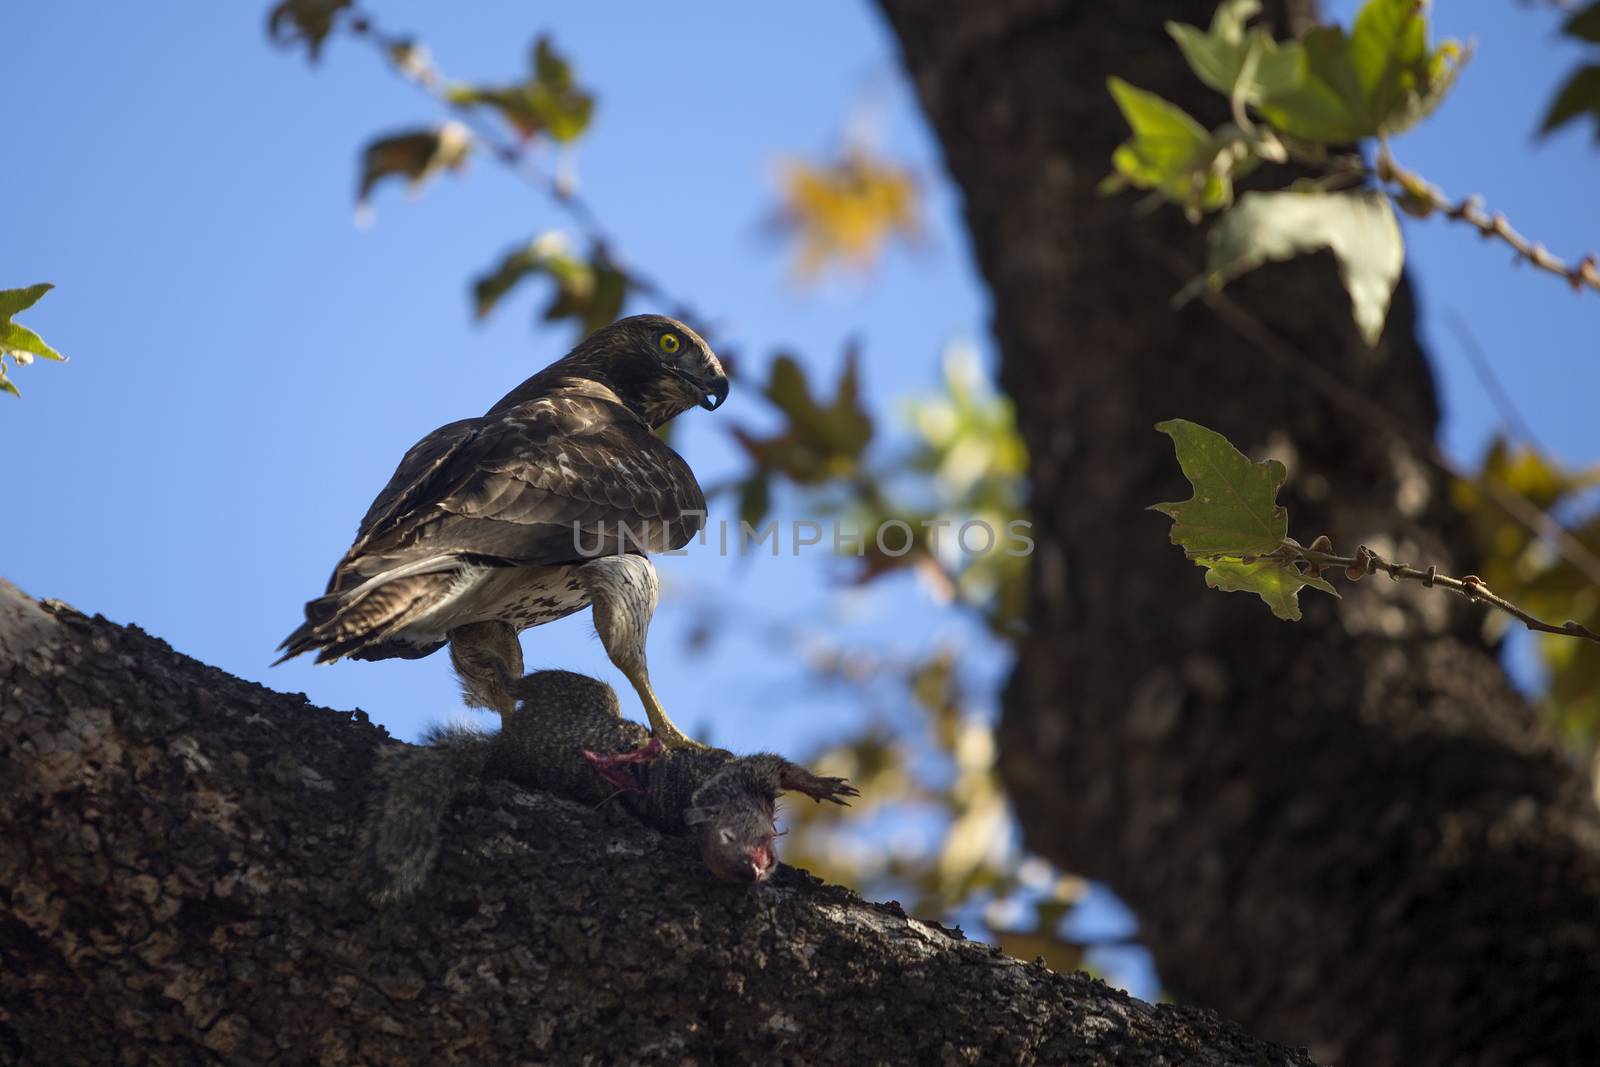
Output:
[
  {"xmin": 1350, "ymin": 0, "xmax": 1466, "ymax": 135},
  {"xmin": 1349, "ymin": 0, "xmax": 1426, "ymax": 127},
  {"xmin": 474, "ymin": 248, "xmax": 538, "ymax": 320},
  {"xmin": 356, "ymin": 124, "xmax": 473, "ymax": 215},
  {"xmin": 732, "ymin": 351, "xmax": 874, "ymax": 487},
  {"xmin": 1151, "ymin": 418, "xmax": 1288, "ymax": 557},
  {"xmin": 540, "ymin": 252, "xmax": 627, "ymax": 335},
  {"xmin": 1106, "ymin": 77, "xmax": 1207, "ymax": 174},
  {"xmin": 1104, "ymin": 77, "xmax": 1243, "ymax": 216},
  {"xmin": 1404, "ymin": 38, "xmax": 1468, "ymax": 132},
  {"xmin": 447, "ymin": 35, "xmax": 594, "ymax": 143},
  {"xmin": 1541, "ymin": 65, "xmax": 1600, "ymax": 140},
  {"xmin": 1256, "ymin": 27, "xmax": 1372, "ymax": 142},
  {"xmin": 0, "ymin": 283, "xmax": 52, "ymax": 321},
  {"xmin": 1168, "ymin": 21, "xmax": 1236, "ymax": 93},
  {"xmin": 1243, "ymin": 35, "xmax": 1306, "ymax": 104},
  {"xmin": 0, "ymin": 284, "xmax": 66, "ymax": 388},
  {"xmin": 764, "ymin": 352, "xmax": 873, "ymax": 467},
  {"xmin": 534, "ymin": 35, "xmax": 575, "ymax": 92},
  {"xmin": 1209, "ymin": 0, "xmax": 1261, "ymax": 41},
  {"xmin": 0, "ymin": 322, "xmax": 63, "ymax": 363},
  {"xmin": 471, "ymin": 233, "xmax": 628, "ymax": 335},
  {"xmin": 1564, "ymin": 3, "xmax": 1600, "ymax": 45},
  {"xmin": 266, "ymin": 0, "xmax": 351, "ymax": 63},
  {"xmin": 1167, "ymin": 0, "xmax": 1255, "ymax": 93},
  {"xmin": 1452, "ymin": 436, "xmax": 1600, "ymax": 596},
  {"xmin": 1254, "ymin": 1, "xmax": 1465, "ymax": 141},
  {"xmin": 737, "ymin": 473, "xmax": 772, "ymax": 528},
  {"xmin": 1153, "ymin": 419, "xmax": 1340, "ymax": 622},
  {"xmin": 1198, "ymin": 558, "xmax": 1340, "ymax": 621},
  {"xmin": 1167, "ymin": 1, "xmax": 1301, "ymax": 103},
  {"xmin": 1192, "ymin": 189, "xmax": 1403, "ymax": 345},
  {"xmin": 1450, "ymin": 441, "xmax": 1600, "ymax": 745}
]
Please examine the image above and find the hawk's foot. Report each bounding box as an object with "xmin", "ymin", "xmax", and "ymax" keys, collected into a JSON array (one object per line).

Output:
[
  {"xmin": 622, "ymin": 667, "xmax": 710, "ymax": 752},
  {"xmin": 647, "ymin": 716, "xmax": 711, "ymax": 752},
  {"xmin": 447, "ymin": 621, "xmax": 524, "ymax": 723}
]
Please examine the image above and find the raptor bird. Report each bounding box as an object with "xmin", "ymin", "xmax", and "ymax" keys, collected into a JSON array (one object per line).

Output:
[{"xmin": 276, "ymin": 314, "xmax": 728, "ymax": 749}]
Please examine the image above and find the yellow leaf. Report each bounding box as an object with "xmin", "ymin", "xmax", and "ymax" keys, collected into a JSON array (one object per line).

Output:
[{"xmin": 771, "ymin": 149, "xmax": 920, "ymax": 279}]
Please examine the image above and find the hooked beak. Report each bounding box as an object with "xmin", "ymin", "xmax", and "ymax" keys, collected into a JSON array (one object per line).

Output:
[{"xmin": 693, "ymin": 371, "xmax": 730, "ymax": 411}]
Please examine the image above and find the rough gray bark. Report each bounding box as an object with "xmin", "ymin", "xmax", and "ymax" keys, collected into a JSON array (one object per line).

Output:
[
  {"xmin": 873, "ymin": 1, "xmax": 1600, "ymax": 1065},
  {"xmin": 0, "ymin": 580, "xmax": 1311, "ymax": 1066}
]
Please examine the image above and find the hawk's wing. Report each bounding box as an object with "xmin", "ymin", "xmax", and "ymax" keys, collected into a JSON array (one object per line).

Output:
[
  {"xmin": 351, "ymin": 417, "xmax": 480, "ymax": 547},
  {"xmin": 327, "ymin": 389, "xmax": 706, "ymax": 593}
]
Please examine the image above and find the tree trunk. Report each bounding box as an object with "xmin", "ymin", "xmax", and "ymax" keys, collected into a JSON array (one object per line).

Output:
[
  {"xmin": 874, "ymin": 1, "xmax": 1600, "ymax": 1064},
  {"xmin": 0, "ymin": 580, "xmax": 1311, "ymax": 1066}
]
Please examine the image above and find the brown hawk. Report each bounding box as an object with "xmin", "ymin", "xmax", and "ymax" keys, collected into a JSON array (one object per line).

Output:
[{"xmin": 275, "ymin": 314, "xmax": 728, "ymax": 749}]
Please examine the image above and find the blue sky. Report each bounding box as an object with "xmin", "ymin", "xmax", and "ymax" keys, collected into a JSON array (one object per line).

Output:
[{"xmin": 9, "ymin": 1, "xmax": 1597, "ymax": 999}]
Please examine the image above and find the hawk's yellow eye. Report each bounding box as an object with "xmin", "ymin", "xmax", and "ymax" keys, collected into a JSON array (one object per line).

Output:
[{"xmin": 659, "ymin": 333, "xmax": 681, "ymax": 355}]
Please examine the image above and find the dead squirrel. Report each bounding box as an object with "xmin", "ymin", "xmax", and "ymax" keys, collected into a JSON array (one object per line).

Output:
[{"xmin": 361, "ymin": 669, "xmax": 857, "ymax": 902}]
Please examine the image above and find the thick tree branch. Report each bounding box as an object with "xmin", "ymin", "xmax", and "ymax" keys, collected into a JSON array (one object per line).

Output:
[{"xmin": 0, "ymin": 579, "xmax": 1309, "ymax": 1066}]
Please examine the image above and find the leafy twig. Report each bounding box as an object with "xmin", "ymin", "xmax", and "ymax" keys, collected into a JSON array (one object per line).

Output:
[
  {"xmin": 336, "ymin": 5, "xmax": 704, "ymax": 324},
  {"xmin": 1208, "ymin": 278, "xmax": 1600, "ymax": 588},
  {"xmin": 1141, "ymin": 237, "xmax": 1600, "ymax": 590},
  {"xmin": 1285, "ymin": 538, "xmax": 1600, "ymax": 644}
]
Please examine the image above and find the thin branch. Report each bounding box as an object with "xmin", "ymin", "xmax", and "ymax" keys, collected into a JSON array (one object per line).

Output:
[
  {"xmin": 1442, "ymin": 308, "xmax": 1547, "ymax": 453},
  {"xmin": 1376, "ymin": 144, "xmax": 1600, "ymax": 296},
  {"xmin": 1286, "ymin": 540, "xmax": 1600, "ymax": 645},
  {"xmin": 1278, "ymin": 140, "xmax": 1600, "ymax": 298}
]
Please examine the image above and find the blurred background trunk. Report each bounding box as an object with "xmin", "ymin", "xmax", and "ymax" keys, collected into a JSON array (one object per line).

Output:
[{"xmin": 875, "ymin": 1, "xmax": 1600, "ymax": 1063}]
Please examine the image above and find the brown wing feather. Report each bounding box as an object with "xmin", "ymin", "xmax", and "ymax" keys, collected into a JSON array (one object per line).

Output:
[
  {"xmin": 327, "ymin": 386, "xmax": 705, "ymax": 589},
  {"xmin": 353, "ymin": 418, "xmax": 480, "ymax": 544}
]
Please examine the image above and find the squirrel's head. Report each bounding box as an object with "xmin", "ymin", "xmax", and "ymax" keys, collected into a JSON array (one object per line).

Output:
[{"xmin": 687, "ymin": 804, "xmax": 778, "ymax": 884}]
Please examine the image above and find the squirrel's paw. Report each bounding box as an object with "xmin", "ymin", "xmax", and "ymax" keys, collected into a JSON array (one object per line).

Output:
[
  {"xmin": 582, "ymin": 737, "xmax": 665, "ymax": 794},
  {"xmin": 781, "ymin": 766, "xmax": 861, "ymax": 806}
]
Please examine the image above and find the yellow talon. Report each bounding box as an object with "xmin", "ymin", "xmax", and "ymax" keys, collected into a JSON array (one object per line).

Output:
[{"xmin": 623, "ymin": 663, "xmax": 707, "ymax": 751}]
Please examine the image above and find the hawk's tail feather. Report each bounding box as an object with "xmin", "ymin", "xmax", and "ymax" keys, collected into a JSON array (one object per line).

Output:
[
  {"xmin": 272, "ymin": 621, "xmax": 320, "ymax": 666},
  {"xmin": 274, "ymin": 571, "xmax": 458, "ymax": 666}
]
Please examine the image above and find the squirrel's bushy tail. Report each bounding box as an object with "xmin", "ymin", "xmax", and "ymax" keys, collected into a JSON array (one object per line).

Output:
[{"xmin": 358, "ymin": 724, "xmax": 491, "ymax": 904}]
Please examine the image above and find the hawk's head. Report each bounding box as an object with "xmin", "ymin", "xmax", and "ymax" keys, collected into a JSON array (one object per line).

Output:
[{"xmin": 562, "ymin": 314, "xmax": 729, "ymax": 428}]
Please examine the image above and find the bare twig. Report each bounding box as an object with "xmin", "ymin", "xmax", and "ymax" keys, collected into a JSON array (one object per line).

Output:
[
  {"xmin": 1286, "ymin": 540, "xmax": 1600, "ymax": 644},
  {"xmin": 1376, "ymin": 144, "xmax": 1600, "ymax": 296}
]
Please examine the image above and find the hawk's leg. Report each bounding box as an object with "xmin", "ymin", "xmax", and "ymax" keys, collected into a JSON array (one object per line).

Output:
[
  {"xmin": 447, "ymin": 620, "xmax": 525, "ymax": 724},
  {"xmin": 578, "ymin": 554, "xmax": 706, "ymax": 750}
]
